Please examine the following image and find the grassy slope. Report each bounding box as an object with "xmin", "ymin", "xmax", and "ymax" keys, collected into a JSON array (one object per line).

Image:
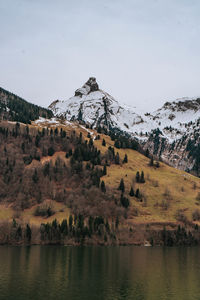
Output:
[
  {"xmin": 95, "ymin": 133, "xmax": 200, "ymax": 223},
  {"xmin": 1, "ymin": 119, "xmax": 200, "ymax": 226}
]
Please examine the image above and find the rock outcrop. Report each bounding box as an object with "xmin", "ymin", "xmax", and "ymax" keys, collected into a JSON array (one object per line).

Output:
[{"xmin": 49, "ymin": 79, "xmax": 200, "ymax": 175}]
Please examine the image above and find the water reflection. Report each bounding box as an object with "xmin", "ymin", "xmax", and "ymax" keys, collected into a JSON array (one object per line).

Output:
[{"xmin": 0, "ymin": 246, "xmax": 199, "ymax": 300}]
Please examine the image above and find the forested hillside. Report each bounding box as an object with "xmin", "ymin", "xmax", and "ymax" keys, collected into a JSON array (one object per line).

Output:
[
  {"xmin": 0, "ymin": 87, "xmax": 53, "ymax": 123},
  {"xmin": 0, "ymin": 119, "xmax": 200, "ymax": 246}
]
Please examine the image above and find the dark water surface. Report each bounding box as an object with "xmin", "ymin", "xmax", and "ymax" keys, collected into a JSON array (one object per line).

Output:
[{"xmin": 0, "ymin": 246, "xmax": 200, "ymax": 300}]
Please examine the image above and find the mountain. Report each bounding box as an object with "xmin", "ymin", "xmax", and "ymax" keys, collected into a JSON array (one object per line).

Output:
[
  {"xmin": 0, "ymin": 119, "xmax": 200, "ymax": 246},
  {"xmin": 0, "ymin": 80, "xmax": 199, "ymax": 246},
  {"xmin": 0, "ymin": 86, "xmax": 53, "ymax": 123},
  {"xmin": 49, "ymin": 78, "xmax": 200, "ymax": 175},
  {"xmin": 49, "ymin": 77, "xmax": 143, "ymax": 131}
]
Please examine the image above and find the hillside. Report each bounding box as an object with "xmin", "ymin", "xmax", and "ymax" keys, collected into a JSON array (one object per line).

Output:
[
  {"xmin": 0, "ymin": 118, "xmax": 200, "ymax": 246},
  {"xmin": 0, "ymin": 87, "xmax": 53, "ymax": 123},
  {"xmin": 49, "ymin": 78, "xmax": 200, "ymax": 175}
]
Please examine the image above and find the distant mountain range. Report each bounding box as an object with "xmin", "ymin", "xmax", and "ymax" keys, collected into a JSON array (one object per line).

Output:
[{"xmin": 49, "ymin": 78, "xmax": 200, "ymax": 175}]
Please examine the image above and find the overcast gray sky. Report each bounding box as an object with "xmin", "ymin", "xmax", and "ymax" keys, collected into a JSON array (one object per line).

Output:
[{"xmin": 0, "ymin": 0, "xmax": 200, "ymax": 111}]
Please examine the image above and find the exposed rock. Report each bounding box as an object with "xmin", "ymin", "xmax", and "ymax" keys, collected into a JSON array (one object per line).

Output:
[
  {"xmin": 75, "ymin": 77, "xmax": 99, "ymax": 97},
  {"xmin": 49, "ymin": 79, "xmax": 200, "ymax": 175}
]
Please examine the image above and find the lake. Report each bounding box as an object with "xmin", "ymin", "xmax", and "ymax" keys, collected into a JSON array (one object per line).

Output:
[{"xmin": 0, "ymin": 246, "xmax": 200, "ymax": 300}]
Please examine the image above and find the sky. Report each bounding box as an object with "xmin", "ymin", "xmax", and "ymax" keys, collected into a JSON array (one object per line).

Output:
[{"xmin": 0, "ymin": 0, "xmax": 200, "ymax": 111}]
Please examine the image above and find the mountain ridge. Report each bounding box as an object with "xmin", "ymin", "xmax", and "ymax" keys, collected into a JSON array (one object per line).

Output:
[
  {"xmin": 0, "ymin": 86, "xmax": 53, "ymax": 123},
  {"xmin": 49, "ymin": 78, "xmax": 200, "ymax": 175}
]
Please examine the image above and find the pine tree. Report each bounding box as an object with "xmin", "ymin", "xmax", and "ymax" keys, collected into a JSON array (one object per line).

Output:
[
  {"xmin": 129, "ymin": 187, "xmax": 134, "ymax": 197},
  {"xmin": 149, "ymin": 156, "xmax": 154, "ymax": 166},
  {"xmin": 118, "ymin": 178, "xmax": 125, "ymax": 193},
  {"xmin": 120, "ymin": 194, "xmax": 130, "ymax": 208},
  {"xmin": 54, "ymin": 128, "xmax": 58, "ymax": 136},
  {"xmin": 89, "ymin": 138, "xmax": 93, "ymax": 147},
  {"xmin": 69, "ymin": 215, "xmax": 73, "ymax": 231},
  {"xmin": 135, "ymin": 188, "xmax": 140, "ymax": 198},
  {"xmin": 140, "ymin": 171, "xmax": 145, "ymax": 183},
  {"xmin": 103, "ymin": 165, "xmax": 107, "ymax": 175},
  {"xmin": 115, "ymin": 152, "xmax": 120, "ymax": 165},
  {"xmin": 102, "ymin": 139, "xmax": 106, "ymax": 146},
  {"xmin": 60, "ymin": 219, "xmax": 68, "ymax": 235},
  {"xmin": 115, "ymin": 216, "xmax": 119, "ymax": 229},
  {"xmin": 145, "ymin": 148, "xmax": 150, "ymax": 158},
  {"xmin": 25, "ymin": 224, "xmax": 32, "ymax": 242},
  {"xmin": 88, "ymin": 216, "xmax": 94, "ymax": 235},
  {"xmin": 32, "ymin": 169, "xmax": 39, "ymax": 183},
  {"xmin": 136, "ymin": 171, "xmax": 140, "ymax": 183},
  {"xmin": 114, "ymin": 140, "xmax": 120, "ymax": 148},
  {"xmin": 48, "ymin": 147, "xmax": 55, "ymax": 156},
  {"xmin": 123, "ymin": 154, "xmax": 128, "ymax": 163},
  {"xmin": 101, "ymin": 180, "xmax": 106, "ymax": 193}
]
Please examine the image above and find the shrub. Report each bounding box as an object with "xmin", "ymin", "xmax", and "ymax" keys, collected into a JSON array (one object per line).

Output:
[
  {"xmin": 34, "ymin": 202, "xmax": 55, "ymax": 217},
  {"xmin": 192, "ymin": 209, "xmax": 200, "ymax": 221},
  {"xmin": 175, "ymin": 210, "xmax": 188, "ymax": 223}
]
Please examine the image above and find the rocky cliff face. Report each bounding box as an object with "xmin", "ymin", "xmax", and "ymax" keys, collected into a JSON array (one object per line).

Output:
[{"xmin": 49, "ymin": 78, "xmax": 200, "ymax": 175}]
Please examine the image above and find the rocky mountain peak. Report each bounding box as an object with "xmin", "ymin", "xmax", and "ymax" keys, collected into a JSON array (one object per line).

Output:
[
  {"xmin": 48, "ymin": 82, "xmax": 200, "ymax": 175},
  {"xmin": 74, "ymin": 77, "xmax": 99, "ymax": 97}
]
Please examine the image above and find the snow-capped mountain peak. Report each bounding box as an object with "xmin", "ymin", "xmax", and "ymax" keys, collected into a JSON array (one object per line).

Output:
[
  {"xmin": 49, "ymin": 77, "xmax": 143, "ymax": 131},
  {"xmin": 48, "ymin": 79, "xmax": 200, "ymax": 174}
]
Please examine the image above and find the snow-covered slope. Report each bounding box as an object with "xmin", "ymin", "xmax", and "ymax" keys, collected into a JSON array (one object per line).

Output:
[
  {"xmin": 49, "ymin": 78, "xmax": 200, "ymax": 174},
  {"xmin": 49, "ymin": 78, "xmax": 199, "ymax": 141},
  {"xmin": 133, "ymin": 98, "xmax": 200, "ymax": 141},
  {"xmin": 49, "ymin": 77, "xmax": 143, "ymax": 132}
]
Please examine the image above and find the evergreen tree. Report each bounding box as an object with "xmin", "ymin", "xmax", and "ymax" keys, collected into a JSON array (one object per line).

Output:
[
  {"xmin": 129, "ymin": 187, "xmax": 134, "ymax": 197},
  {"xmin": 123, "ymin": 154, "xmax": 128, "ymax": 163},
  {"xmin": 118, "ymin": 178, "xmax": 125, "ymax": 193},
  {"xmin": 21, "ymin": 142, "xmax": 25, "ymax": 153},
  {"xmin": 114, "ymin": 140, "xmax": 120, "ymax": 148},
  {"xmin": 102, "ymin": 138, "xmax": 106, "ymax": 146},
  {"xmin": 35, "ymin": 134, "xmax": 40, "ymax": 147},
  {"xmin": 25, "ymin": 224, "xmax": 32, "ymax": 242},
  {"xmin": 115, "ymin": 216, "xmax": 119, "ymax": 229},
  {"xmin": 32, "ymin": 169, "xmax": 39, "ymax": 183},
  {"xmin": 89, "ymin": 138, "xmax": 93, "ymax": 147},
  {"xmin": 101, "ymin": 180, "xmax": 106, "ymax": 193},
  {"xmin": 88, "ymin": 216, "xmax": 94, "ymax": 235},
  {"xmin": 103, "ymin": 165, "xmax": 107, "ymax": 176},
  {"xmin": 60, "ymin": 219, "xmax": 68, "ymax": 235},
  {"xmin": 77, "ymin": 214, "xmax": 84, "ymax": 231},
  {"xmin": 136, "ymin": 171, "xmax": 140, "ymax": 183},
  {"xmin": 149, "ymin": 156, "xmax": 154, "ymax": 166},
  {"xmin": 69, "ymin": 215, "xmax": 73, "ymax": 231},
  {"xmin": 115, "ymin": 152, "xmax": 120, "ymax": 165},
  {"xmin": 140, "ymin": 171, "xmax": 145, "ymax": 183},
  {"xmin": 145, "ymin": 148, "xmax": 150, "ymax": 158},
  {"xmin": 105, "ymin": 219, "xmax": 110, "ymax": 233},
  {"xmin": 48, "ymin": 147, "xmax": 55, "ymax": 156},
  {"xmin": 54, "ymin": 128, "xmax": 58, "ymax": 136},
  {"xmin": 120, "ymin": 194, "xmax": 130, "ymax": 208},
  {"xmin": 135, "ymin": 188, "xmax": 140, "ymax": 198}
]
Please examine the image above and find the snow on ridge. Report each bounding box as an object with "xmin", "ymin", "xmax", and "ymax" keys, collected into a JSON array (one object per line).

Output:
[{"xmin": 49, "ymin": 79, "xmax": 200, "ymax": 144}]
